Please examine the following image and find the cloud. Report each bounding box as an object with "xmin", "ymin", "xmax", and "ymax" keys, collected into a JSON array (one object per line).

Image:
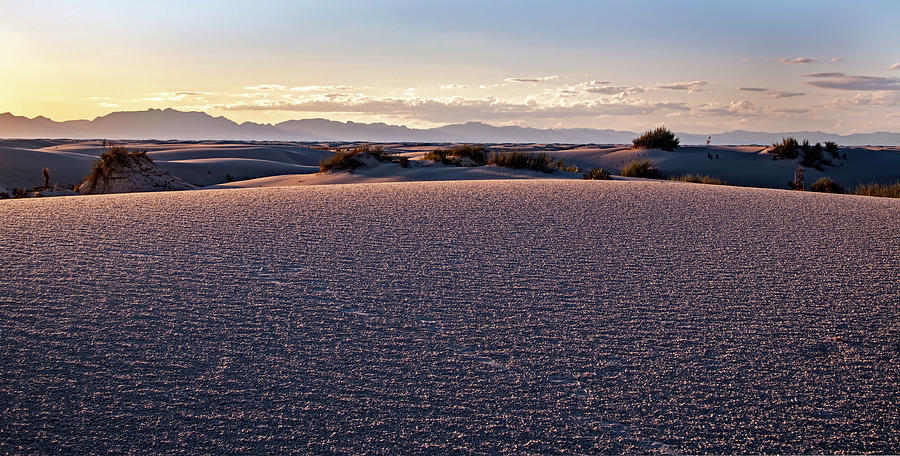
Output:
[
  {"xmin": 887, "ymin": 63, "xmax": 900, "ymax": 71},
  {"xmin": 692, "ymin": 100, "xmax": 759, "ymax": 116},
  {"xmin": 142, "ymin": 91, "xmax": 210, "ymax": 102},
  {"xmin": 766, "ymin": 91, "xmax": 805, "ymax": 98},
  {"xmin": 504, "ymin": 75, "xmax": 559, "ymax": 83},
  {"xmin": 830, "ymin": 91, "xmax": 900, "ymax": 108},
  {"xmin": 742, "ymin": 58, "xmax": 752, "ymax": 62},
  {"xmin": 289, "ymin": 85, "xmax": 353, "ymax": 92},
  {"xmin": 100, "ymin": 102, "xmax": 119, "ymax": 108},
  {"xmin": 244, "ymin": 84, "xmax": 288, "ymax": 91},
  {"xmin": 773, "ymin": 108, "xmax": 811, "ymax": 114},
  {"xmin": 830, "ymin": 58, "xmax": 843, "ymax": 63},
  {"xmin": 737, "ymin": 87, "xmax": 804, "ymax": 98},
  {"xmin": 803, "ymin": 73, "xmax": 900, "ymax": 90},
  {"xmin": 218, "ymin": 92, "xmax": 656, "ymax": 122},
  {"xmin": 779, "ymin": 57, "xmax": 817, "ymax": 64},
  {"xmin": 656, "ymin": 81, "xmax": 709, "ymax": 93},
  {"xmin": 557, "ymin": 80, "xmax": 644, "ymax": 97},
  {"xmin": 440, "ymin": 84, "xmax": 467, "ymax": 89},
  {"xmin": 654, "ymin": 102, "xmax": 691, "ymax": 111}
]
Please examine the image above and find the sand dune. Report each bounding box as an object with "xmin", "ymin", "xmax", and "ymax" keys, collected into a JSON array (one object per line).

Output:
[
  {"xmin": 2, "ymin": 180, "xmax": 898, "ymax": 453},
  {"xmin": 2, "ymin": 139, "xmax": 899, "ymax": 193}
]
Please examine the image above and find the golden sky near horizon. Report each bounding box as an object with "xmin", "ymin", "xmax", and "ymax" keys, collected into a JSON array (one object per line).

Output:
[{"xmin": 2, "ymin": 1, "xmax": 899, "ymax": 133}]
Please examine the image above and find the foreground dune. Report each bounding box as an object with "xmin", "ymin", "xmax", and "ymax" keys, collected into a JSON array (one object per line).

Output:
[{"xmin": 1, "ymin": 180, "xmax": 898, "ymax": 453}]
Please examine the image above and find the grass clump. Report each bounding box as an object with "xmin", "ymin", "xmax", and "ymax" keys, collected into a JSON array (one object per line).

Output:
[
  {"xmin": 853, "ymin": 181, "xmax": 900, "ymax": 198},
  {"xmin": 809, "ymin": 177, "xmax": 845, "ymax": 194},
  {"xmin": 425, "ymin": 144, "xmax": 488, "ymax": 165},
  {"xmin": 632, "ymin": 126, "xmax": 679, "ymax": 151},
  {"xmin": 583, "ymin": 168, "xmax": 611, "ymax": 180},
  {"xmin": 319, "ymin": 144, "xmax": 397, "ymax": 172},
  {"xmin": 486, "ymin": 150, "xmax": 560, "ymax": 172},
  {"xmin": 81, "ymin": 144, "xmax": 152, "ymax": 191},
  {"xmin": 769, "ymin": 137, "xmax": 800, "ymax": 160},
  {"xmin": 621, "ymin": 159, "xmax": 662, "ymax": 179},
  {"xmin": 670, "ymin": 174, "xmax": 728, "ymax": 185}
]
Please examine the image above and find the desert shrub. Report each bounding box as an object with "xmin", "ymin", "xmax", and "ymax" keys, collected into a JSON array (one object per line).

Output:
[
  {"xmin": 583, "ymin": 168, "xmax": 611, "ymax": 180},
  {"xmin": 425, "ymin": 144, "xmax": 488, "ymax": 165},
  {"xmin": 853, "ymin": 181, "xmax": 900, "ymax": 198},
  {"xmin": 398, "ymin": 156, "xmax": 409, "ymax": 168},
  {"xmin": 487, "ymin": 150, "xmax": 559, "ymax": 172},
  {"xmin": 621, "ymin": 159, "xmax": 662, "ymax": 179},
  {"xmin": 42, "ymin": 167, "xmax": 50, "ymax": 188},
  {"xmin": 12, "ymin": 187, "xmax": 27, "ymax": 198},
  {"xmin": 800, "ymin": 143, "xmax": 831, "ymax": 171},
  {"xmin": 80, "ymin": 145, "xmax": 152, "ymax": 190},
  {"xmin": 769, "ymin": 137, "xmax": 800, "ymax": 160},
  {"xmin": 670, "ymin": 174, "xmax": 728, "ymax": 185},
  {"xmin": 809, "ymin": 177, "xmax": 846, "ymax": 194},
  {"xmin": 0, "ymin": 192, "xmax": 9, "ymax": 199},
  {"xmin": 632, "ymin": 126, "xmax": 680, "ymax": 151},
  {"xmin": 319, "ymin": 150, "xmax": 365, "ymax": 172},
  {"xmin": 824, "ymin": 141, "xmax": 840, "ymax": 159}
]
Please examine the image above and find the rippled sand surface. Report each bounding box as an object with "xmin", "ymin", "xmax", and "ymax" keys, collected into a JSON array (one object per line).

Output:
[{"xmin": 1, "ymin": 180, "xmax": 898, "ymax": 453}]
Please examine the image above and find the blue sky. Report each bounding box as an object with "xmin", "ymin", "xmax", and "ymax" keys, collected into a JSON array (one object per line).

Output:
[{"xmin": 1, "ymin": 0, "xmax": 899, "ymax": 132}]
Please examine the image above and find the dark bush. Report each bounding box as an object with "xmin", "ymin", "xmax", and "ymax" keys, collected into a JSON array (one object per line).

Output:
[
  {"xmin": 487, "ymin": 150, "xmax": 558, "ymax": 172},
  {"xmin": 621, "ymin": 159, "xmax": 662, "ymax": 179},
  {"xmin": 425, "ymin": 145, "xmax": 488, "ymax": 165},
  {"xmin": 824, "ymin": 141, "xmax": 840, "ymax": 159},
  {"xmin": 632, "ymin": 126, "xmax": 680, "ymax": 151},
  {"xmin": 319, "ymin": 150, "xmax": 365, "ymax": 172},
  {"xmin": 12, "ymin": 187, "xmax": 27, "ymax": 198},
  {"xmin": 583, "ymin": 168, "xmax": 611, "ymax": 180},
  {"xmin": 769, "ymin": 137, "xmax": 800, "ymax": 160},
  {"xmin": 670, "ymin": 174, "xmax": 728, "ymax": 185},
  {"xmin": 800, "ymin": 142, "xmax": 831, "ymax": 171},
  {"xmin": 0, "ymin": 192, "xmax": 9, "ymax": 199},
  {"xmin": 809, "ymin": 177, "xmax": 845, "ymax": 194}
]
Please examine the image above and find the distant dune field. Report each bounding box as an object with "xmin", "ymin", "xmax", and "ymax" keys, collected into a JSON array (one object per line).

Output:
[
  {"xmin": 2, "ymin": 139, "xmax": 899, "ymax": 195},
  {"xmin": 1, "ymin": 180, "xmax": 898, "ymax": 453}
]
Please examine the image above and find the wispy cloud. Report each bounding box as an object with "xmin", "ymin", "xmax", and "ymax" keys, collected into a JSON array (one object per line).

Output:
[
  {"xmin": 556, "ymin": 80, "xmax": 644, "ymax": 97},
  {"xmin": 244, "ymin": 84, "xmax": 288, "ymax": 91},
  {"xmin": 737, "ymin": 87, "xmax": 767, "ymax": 92},
  {"xmin": 692, "ymin": 100, "xmax": 758, "ymax": 116},
  {"xmin": 142, "ymin": 91, "xmax": 210, "ymax": 102},
  {"xmin": 766, "ymin": 90, "xmax": 805, "ymax": 98},
  {"xmin": 831, "ymin": 91, "xmax": 900, "ymax": 108},
  {"xmin": 440, "ymin": 84, "xmax": 467, "ymax": 89},
  {"xmin": 804, "ymin": 73, "xmax": 900, "ymax": 91},
  {"xmin": 218, "ymin": 92, "xmax": 656, "ymax": 122},
  {"xmin": 887, "ymin": 63, "xmax": 900, "ymax": 71},
  {"xmin": 779, "ymin": 57, "xmax": 817, "ymax": 64},
  {"xmin": 504, "ymin": 75, "xmax": 559, "ymax": 83},
  {"xmin": 289, "ymin": 85, "xmax": 353, "ymax": 92},
  {"xmin": 830, "ymin": 58, "xmax": 843, "ymax": 63},
  {"xmin": 656, "ymin": 81, "xmax": 708, "ymax": 93}
]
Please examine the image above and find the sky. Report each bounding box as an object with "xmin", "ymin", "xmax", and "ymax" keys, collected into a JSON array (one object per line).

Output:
[{"xmin": 1, "ymin": 0, "xmax": 899, "ymax": 133}]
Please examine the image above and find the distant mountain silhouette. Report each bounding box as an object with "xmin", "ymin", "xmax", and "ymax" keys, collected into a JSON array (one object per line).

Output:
[{"xmin": 2, "ymin": 108, "xmax": 899, "ymax": 145}]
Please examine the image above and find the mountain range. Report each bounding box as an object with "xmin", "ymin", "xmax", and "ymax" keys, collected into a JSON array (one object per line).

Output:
[{"xmin": 2, "ymin": 108, "xmax": 900, "ymax": 145}]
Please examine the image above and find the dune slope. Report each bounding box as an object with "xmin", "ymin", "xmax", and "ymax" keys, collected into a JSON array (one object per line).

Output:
[{"xmin": 1, "ymin": 180, "xmax": 898, "ymax": 453}]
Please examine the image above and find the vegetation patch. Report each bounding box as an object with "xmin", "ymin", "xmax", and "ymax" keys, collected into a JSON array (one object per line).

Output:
[
  {"xmin": 769, "ymin": 137, "xmax": 800, "ymax": 160},
  {"xmin": 621, "ymin": 159, "xmax": 662, "ymax": 179},
  {"xmin": 583, "ymin": 168, "xmax": 612, "ymax": 180},
  {"xmin": 81, "ymin": 145, "xmax": 152, "ymax": 190},
  {"xmin": 670, "ymin": 174, "xmax": 728, "ymax": 185},
  {"xmin": 809, "ymin": 177, "xmax": 846, "ymax": 194},
  {"xmin": 319, "ymin": 144, "xmax": 408, "ymax": 172},
  {"xmin": 632, "ymin": 126, "xmax": 680, "ymax": 151},
  {"xmin": 853, "ymin": 181, "xmax": 900, "ymax": 198},
  {"xmin": 424, "ymin": 145, "xmax": 488, "ymax": 165}
]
